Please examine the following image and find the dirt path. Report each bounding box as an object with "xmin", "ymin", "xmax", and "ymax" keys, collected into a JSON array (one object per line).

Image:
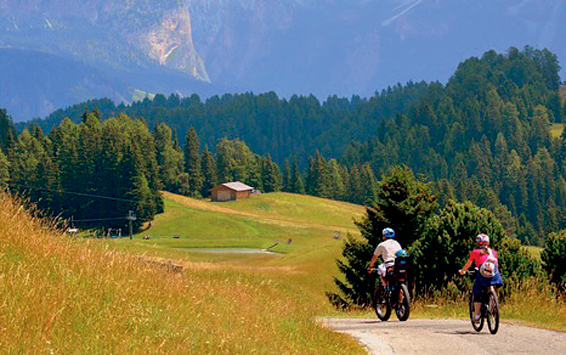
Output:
[{"xmin": 319, "ymin": 317, "xmax": 566, "ymax": 355}]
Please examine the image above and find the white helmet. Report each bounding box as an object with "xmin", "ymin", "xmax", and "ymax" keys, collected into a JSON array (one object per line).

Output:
[{"xmin": 382, "ymin": 227, "xmax": 395, "ymax": 239}]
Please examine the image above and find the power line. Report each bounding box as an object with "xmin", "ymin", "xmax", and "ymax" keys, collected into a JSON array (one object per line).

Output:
[
  {"xmin": 6, "ymin": 183, "xmax": 159, "ymax": 225},
  {"xmin": 71, "ymin": 216, "xmax": 153, "ymax": 223},
  {"xmin": 71, "ymin": 217, "xmax": 128, "ymax": 222},
  {"xmin": 6, "ymin": 182, "xmax": 155, "ymax": 205}
]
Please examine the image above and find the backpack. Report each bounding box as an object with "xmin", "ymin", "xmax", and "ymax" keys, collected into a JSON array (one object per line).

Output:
[
  {"xmin": 479, "ymin": 248, "xmax": 497, "ymax": 278},
  {"xmin": 393, "ymin": 256, "xmax": 409, "ymax": 281}
]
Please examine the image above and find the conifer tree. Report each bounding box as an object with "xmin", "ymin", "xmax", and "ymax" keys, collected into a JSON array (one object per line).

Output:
[
  {"xmin": 184, "ymin": 127, "xmax": 204, "ymax": 197},
  {"xmin": 153, "ymin": 123, "xmax": 184, "ymax": 193},
  {"xmin": 360, "ymin": 163, "xmax": 378, "ymax": 206},
  {"xmin": 282, "ymin": 158, "xmax": 291, "ymax": 192},
  {"xmin": 0, "ymin": 149, "xmax": 9, "ymax": 188},
  {"xmin": 0, "ymin": 109, "xmax": 16, "ymax": 153},
  {"xmin": 76, "ymin": 110, "xmax": 103, "ymax": 201},
  {"xmin": 346, "ymin": 164, "xmax": 362, "ymax": 204},
  {"xmin": 262, "ymin": 154, "xmax": 282, "ymax": 193},
  {"xmin": 201, "ymin": 144, "xmax": 218, "ymax": 197},
  {"xmin": 289, "ymin": 155, "xmax": 305, "ymax": 194},
  {"xmin": 247, "ymin": 156, "xmax": 263, "ymax": 192},
  {"xmin": 49, "ymin": 118, "xmax": 80, "ymax": 218},
  {"xmin": 328, "ymin": 158, "xmax": 345, "ymax": 200},
  {"xmin": 9, "ymin": 129, "xmax": 50, "ymax": 208},
  {"xmin": 305, "ymin": 150, "xmax": 331, "ymax": 198}
]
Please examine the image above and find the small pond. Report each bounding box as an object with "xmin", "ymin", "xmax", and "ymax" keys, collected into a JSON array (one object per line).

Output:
[{"xmin": 184, "ymin": 248, "xmax": 276, "ymax": 255}]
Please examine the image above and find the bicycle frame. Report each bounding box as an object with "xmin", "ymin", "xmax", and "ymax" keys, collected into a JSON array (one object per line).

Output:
[
  {"xmin": 371, "ymin": 258, "xmax": 411, "ymax": 321},
  {"xmin": 465, "ymin": 269, "xmax": 500, "ymax": 334}
]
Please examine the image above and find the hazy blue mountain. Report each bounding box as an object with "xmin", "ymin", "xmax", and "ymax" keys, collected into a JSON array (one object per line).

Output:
[{"xmin": 0, "ymin": 0, "xmax": 565, "ymax": 121}]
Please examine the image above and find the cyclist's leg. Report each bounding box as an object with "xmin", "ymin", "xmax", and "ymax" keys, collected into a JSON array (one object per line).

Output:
[
  {"xmin": 377, "ymin": 264, "xmax": 387, "ymax": 288},
  {"xmin": 471, "ymin": 280, "xmax": 484, "ymax": 321},
  {"xmin": 473, "ymin": 293, "xmax": 482, "ymax": 321}
]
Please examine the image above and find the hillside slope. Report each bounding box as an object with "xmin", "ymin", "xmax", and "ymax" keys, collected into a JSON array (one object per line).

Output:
[{"xmin": 136, "ymin": 191, "xmax": 364, "ymax": 258}]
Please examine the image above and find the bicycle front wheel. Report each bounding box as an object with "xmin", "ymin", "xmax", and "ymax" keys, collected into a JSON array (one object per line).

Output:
[
  {"xmin": 469, "ymin": 293, "xmax": 484, "ymax": 332},
  {"xmin": 395, "ymin": 283, "xmax": 411, "ymax": 321},
  {"xmin": 373, "ymin": 282, "xmax": 391, "ymax": 321},
  {"xmin": 486, "ymin": 288, "xmax": 500, "ymax": 334}
]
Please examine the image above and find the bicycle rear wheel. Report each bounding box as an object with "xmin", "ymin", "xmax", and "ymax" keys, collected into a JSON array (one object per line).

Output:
[
  {"xmin": 486, "ymin": 288, "xmax": 500, "ymax": 334},
  {"xmin": 395, "ymin": 283, "xmax": 411, "ymax": 321},
  {"xmin": 469, "ymin": 293, "xmax": 484, "ymax": 332},
  {"xmin": 373, "ymin": 282, "xmax": 391, "ymax": 321}
]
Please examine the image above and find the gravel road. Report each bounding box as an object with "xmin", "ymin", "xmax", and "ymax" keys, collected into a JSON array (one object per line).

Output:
[{"xmin": 319, "ymin": 317, "xmax": 566, "ymax": 355}]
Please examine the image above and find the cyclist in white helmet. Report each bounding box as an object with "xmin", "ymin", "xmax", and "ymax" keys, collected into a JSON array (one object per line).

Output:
[{"xmin": 368, "ymin": 227, "xmax": 402, "ymax": 289}]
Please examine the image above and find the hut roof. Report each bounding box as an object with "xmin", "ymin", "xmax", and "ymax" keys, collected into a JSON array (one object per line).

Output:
[{"xmin": 210, "ymin": 181, "xmax": 254, "ymax": 192}]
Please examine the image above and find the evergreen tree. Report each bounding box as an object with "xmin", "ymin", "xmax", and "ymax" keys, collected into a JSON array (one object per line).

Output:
[
  {"xmin": 289, "ymin": 155, "xmax": 305, "ymax": 194},
  {"xmin": 247, "ymin": 156, "xmax": 264, "ymax": 192},
  {"xmin": 201, "ymin": 144, "xmax": 218, "ymax": 197},
  {"xmin": 0, "ymin": 109, "xmax": 16, "ymax": 153},
  {"xmin": 153, "ymin": 123, "xmax": 184, "ymax": 193},
  {"xmin": 328, "ymin": 158, "xmax": 345, "ymax": 200},
  {"xmin": 0, "ymin": 149, "xmax": 9, "ymax": 188},
  {"xmin": 262, "ymin": 154, "xmax": 282, "ymax": 193},
  {"xmin": 184, "ymin": 127, "xmax": 204, "ymax": 197},
  {"xmin": 305, "ymin": 150, "xmax": 331, "ymax": 198},
  {"xmin": 360, "ymin": 163, "xmax": 378, "ymax": 206},
  {"xmin": 346, "ymin": 164, "xmax": 363, "ymax": 204},
  {"xmin": 49, "ymin": 118, "xmax": 80, "ymax": 218},
  {"xmin": 8, "ymin": 129, "xmax": 55, "ymax": 211},
  {"xmin": 282, "ymin": 158, "xmax": 291, "ymax": 192}
]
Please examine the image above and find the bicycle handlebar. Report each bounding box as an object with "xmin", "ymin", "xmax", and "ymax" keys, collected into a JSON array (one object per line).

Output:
[{"xmin": 460, "ymin": 267, "xmax": 478, "ymax": 276}]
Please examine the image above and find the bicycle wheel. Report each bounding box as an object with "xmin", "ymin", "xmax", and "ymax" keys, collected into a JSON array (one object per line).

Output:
[
  {"xmin": 395, "ymin": 283, "xmax": 411, "ymax": 321},
  {"xmin": 469, "ymin": 293, "xmax": 484, "ymax": 332},
  {"xmin": 373, "ymin": 282, "xmax": 391, "ymax": 321},
  {"xmin": 486, "ymin": 288, "xmax": 500, "ymax": 334}
]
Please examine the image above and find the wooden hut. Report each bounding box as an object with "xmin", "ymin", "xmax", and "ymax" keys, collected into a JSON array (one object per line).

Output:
[{"xmin": 209, "ymin": 181, "xmax": 254, "ymax": 201}]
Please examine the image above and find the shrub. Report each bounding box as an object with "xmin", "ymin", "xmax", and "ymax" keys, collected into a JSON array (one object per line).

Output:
[{"xmin": 541, "ymin": 230, "xmax": 566, "ymax": 288}]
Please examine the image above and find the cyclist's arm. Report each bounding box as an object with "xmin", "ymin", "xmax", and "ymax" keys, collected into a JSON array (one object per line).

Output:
[
  {"xmin": 368, "ymin": 253, "xmax": 379, "ymax": 272},
  {"xmin": 459, "ymin": 258, "xmax": 473, "ymax": 275}
]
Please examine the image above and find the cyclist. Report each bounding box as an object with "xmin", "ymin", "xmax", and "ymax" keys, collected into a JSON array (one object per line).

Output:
[
  {"xmin": 458, "ymin": 234, "xmax": 503, "ymax": 323},
  {"xmin": 368, "ymin": 227, "xmax": 402, "ymax": 289}
]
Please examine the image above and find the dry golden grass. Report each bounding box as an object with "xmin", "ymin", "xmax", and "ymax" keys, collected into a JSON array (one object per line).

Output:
[{"xmin": 0, "ymin": 193, "xmax": 365, "ymax": 354}]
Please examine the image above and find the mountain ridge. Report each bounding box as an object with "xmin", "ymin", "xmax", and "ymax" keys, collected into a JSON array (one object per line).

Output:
[{"xmin": 1, "ymin": 0, "xmax": 565, "ymax": 121}]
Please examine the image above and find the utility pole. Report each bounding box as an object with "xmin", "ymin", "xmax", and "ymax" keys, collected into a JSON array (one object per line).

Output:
[{"xmin": 126, "ymin": 210, "xmax": 136, "ymax": 240}]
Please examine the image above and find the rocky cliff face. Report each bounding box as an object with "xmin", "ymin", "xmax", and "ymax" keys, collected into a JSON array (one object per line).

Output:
[{"xmin": 0, "ymin": 0, "xmax": 209, "ymax": 82}]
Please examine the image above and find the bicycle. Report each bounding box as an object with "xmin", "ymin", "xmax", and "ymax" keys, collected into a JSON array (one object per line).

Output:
[
  {"xmin": 371, "ymin": 256, "xmax": 411, "ymax": 321},
  {"xmin": 463, "ymin": 268, "xmax": 500, "ymax": 334}
]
